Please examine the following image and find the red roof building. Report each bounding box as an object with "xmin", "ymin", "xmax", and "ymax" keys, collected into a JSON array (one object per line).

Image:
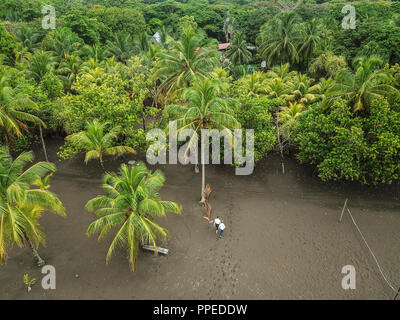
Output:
[{"xmin": 218, "ymin": 43, "xmax": 231, "ymax": 51}]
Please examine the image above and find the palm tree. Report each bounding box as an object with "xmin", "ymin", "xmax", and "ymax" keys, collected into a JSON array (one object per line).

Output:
[
  {"xmin": 279, "ymin": 102, "xmax": 304, "ymax": 123},
  {"xmin": 80, "ymin": 44, "xmax": 107, "ymax": 63},
  {"xmin": 298, "ymin": 19, "xmax": 322, "ymax": 67},
  {"xmin": 265, "ymin": 78, "xmax": 291, "ymax": 99},
  {"xmin": 48, "ymin": 27, "xmax": 81, "ymax": 62},
  {"xmin": 226, "ymin": 32, "xmax": 252, "ymax": 66},
  {"xmin": 309, "ymin": 77, "xmax": 336, "ymax": 102},
  {"xmin": 223, "ymin": 11, "xmax": 236, "ymax": 43},
  {"xmin": 0, "ymin": 73, "xmax": 44, "ymax": 148},
  {"xmin": 57, "ymin": 54, "xmax": 82, "ymax": 91},
  {"xmin": 234, "ymin": 71, "xmax": 267, "ymax": 97},
  {"xmin": 16, "ymin": 26, "xmax": 40, "ymax": 52},
  {"xmin": 86, "ymin": 163, "xmax": 182, "ymax": 271},
  {"xmin": 0, "ymin": 147, "xmax": 66, "ymax": 266},
  {"xmin": 323, "ymin": 56, "xmax": 397, "ymax": 112},
  {"xmin": 64, "ymin": 120, "xmax": 135, "ymax": 169},
  {"xmin": 288, "ymin": 74, "xmax": 318, "ymax": 104},
  {"xmin": 24, "ymin": 50, "xmax": 56, "ymax": 83},
  {"xmin": 258, "ymin": 11, "xmax": 302, "ymax": 67},
  {"xmin": 155, "ymin": 30, "xmax": 219, "ymax": 98},
  {"xmin": 266, "ymin": 63, "xmax": 297, "ymax": 82},
  {"xmin": 106, "ymin": 32, "xmax": 139, "ymax": 63},
  {"xmin": 164, "ymin": 79, "xmax": 240, "ymax": 202}
]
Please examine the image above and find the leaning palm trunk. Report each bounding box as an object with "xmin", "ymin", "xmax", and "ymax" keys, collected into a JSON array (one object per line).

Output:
[
  {"xmin": 25, "ymin": 236, "xmax": 45, "ymax": 267},
  {"xmin": 38, "ymin": 124, "xmax": 48, "ymax": 161}
]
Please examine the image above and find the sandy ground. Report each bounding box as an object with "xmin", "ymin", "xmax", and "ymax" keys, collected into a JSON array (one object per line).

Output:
[{"xmin": 0, "ymin": 138, "xmax": 399, "ymax": 300}]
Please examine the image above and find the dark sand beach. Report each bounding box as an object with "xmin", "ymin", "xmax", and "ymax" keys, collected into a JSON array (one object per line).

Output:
[{"xmin": 1, "ymin": 138, "xmax": 399, "ymax": 299}]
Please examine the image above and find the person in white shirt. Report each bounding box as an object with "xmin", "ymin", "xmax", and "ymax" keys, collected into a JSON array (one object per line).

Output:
[
  {"xmin": 218, "ymin": 222, "xmax": 225, "ymax": 239},
  {"xmin": 214, "ymin": 217, "xmax": 221, "ymax": 234}
]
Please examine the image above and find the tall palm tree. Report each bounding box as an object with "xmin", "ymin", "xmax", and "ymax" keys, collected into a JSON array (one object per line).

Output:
[
  {"xmin": 164, "ymin": 79, "xmax": 240, "ymax": 202},
  {"xmin": 155, "ymin": 30, "xmax": 219, "ymax": 98},
  {"xmin": 0, "ymin": 147, "xmax": 66, "ymax": 266},
  {"xmin": 223, "ymin": 11, "xmax": 235, "ymax": 43},
  {"xmin": 323, "ymin": 56, "xmax": 397, "ymax": 112},
  {"xmin": 258, "ymin": 11, "xmax": 302, "ymax": 67},
  {"xmin": 226, "ymin": 32, "xmax": 252, "ymax": 66},
  {"xmin": 0, "ymin": 73, "xmax": 44, "ymax": 148},
  {"xmin": 86, "ymin": 163, "xmax": 182, "ymax": 271},
  {"xmin": 64, "ymin": 120, "xmax": 135, "ymax": 169}
]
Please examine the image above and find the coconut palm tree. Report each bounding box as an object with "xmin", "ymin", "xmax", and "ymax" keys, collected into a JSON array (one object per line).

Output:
[
  {"xmin": 323, "ymin": 56, "xmax": 397, "ymax": 112},
  {"xmin": 225, "ymin": 32, "xmax": 252, "ymax": 66},
  {"xmin": 0, "ymin": 73, "xmax": 44, "ymax": 148},
  {"xmin": 86, "ymin": 162, "xmax": 182, "ymax": 271},
  {"xmin": 155, "ymin": 29, "xmax": 219, "ymax": 98},
  {"xmin": 64, "ymin": 120, "xmax": 135, "ymax": 169},
  {"xmin": 0, "ymin": 147, "xmax": 66, "ymax": 266},
  {"xmin": 164, "ymin": 79, "xmax": 240, "ymax": 202},
  {"xmin": 258, "ymin": 11, "xmax": 302, "ymax": 67}
]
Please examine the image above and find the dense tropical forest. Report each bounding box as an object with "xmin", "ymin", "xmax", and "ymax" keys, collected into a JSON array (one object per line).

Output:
[{"xmin": 1, "ymin": 0, "xmax": 400, "ymax": 271}]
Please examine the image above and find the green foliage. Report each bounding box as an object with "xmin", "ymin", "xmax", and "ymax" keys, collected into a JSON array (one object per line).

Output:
[
  {"xmin": 87, "ymin": 6, "xmax": 146, "ymax": 38},
  {"xmin": 295, "ymin": 98, "xmax": 400, "ymax": 184},
  {"xmin": 57, "ymin": 67, "xmax": 139, "ymax": 135},
  {"xmin": 0, "ymin": 24, "xmax": 17, "ymax": 65},
  {"xmin": 38, "ymin": 72, "xmax": 63, "ymax": 100},
  {"xmin": 235, "ymin": 97, "xmax": 278, "ymax": 162}
]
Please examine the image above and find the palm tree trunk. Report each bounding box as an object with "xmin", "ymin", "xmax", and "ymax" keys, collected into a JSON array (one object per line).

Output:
[
  {"xmin": 276, "ymin": 109, "xmax": 285, "ymax": 174},
  {"xmin": 38, "ymin": 125, "xmax": 48, "ymax": 161},
  {"xmin": 200, "ymin": 162, "xmax": 205, "ymax": 203},
  {"xmin": 99, "ymin": 154, "xmax": 105, "ymax": 170},
  {"xmin": 25, "ymin": 236, "xmax": 45, "ymax": 267}
]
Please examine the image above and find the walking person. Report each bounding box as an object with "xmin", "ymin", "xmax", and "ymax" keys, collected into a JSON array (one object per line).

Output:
[
  {"xmin": 214, "ymin": 216, "xmax": 221, "ymax": 234},
  {"xmin": 218, "ymin": 222, "xmax": 225, "ymax": 239}
]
